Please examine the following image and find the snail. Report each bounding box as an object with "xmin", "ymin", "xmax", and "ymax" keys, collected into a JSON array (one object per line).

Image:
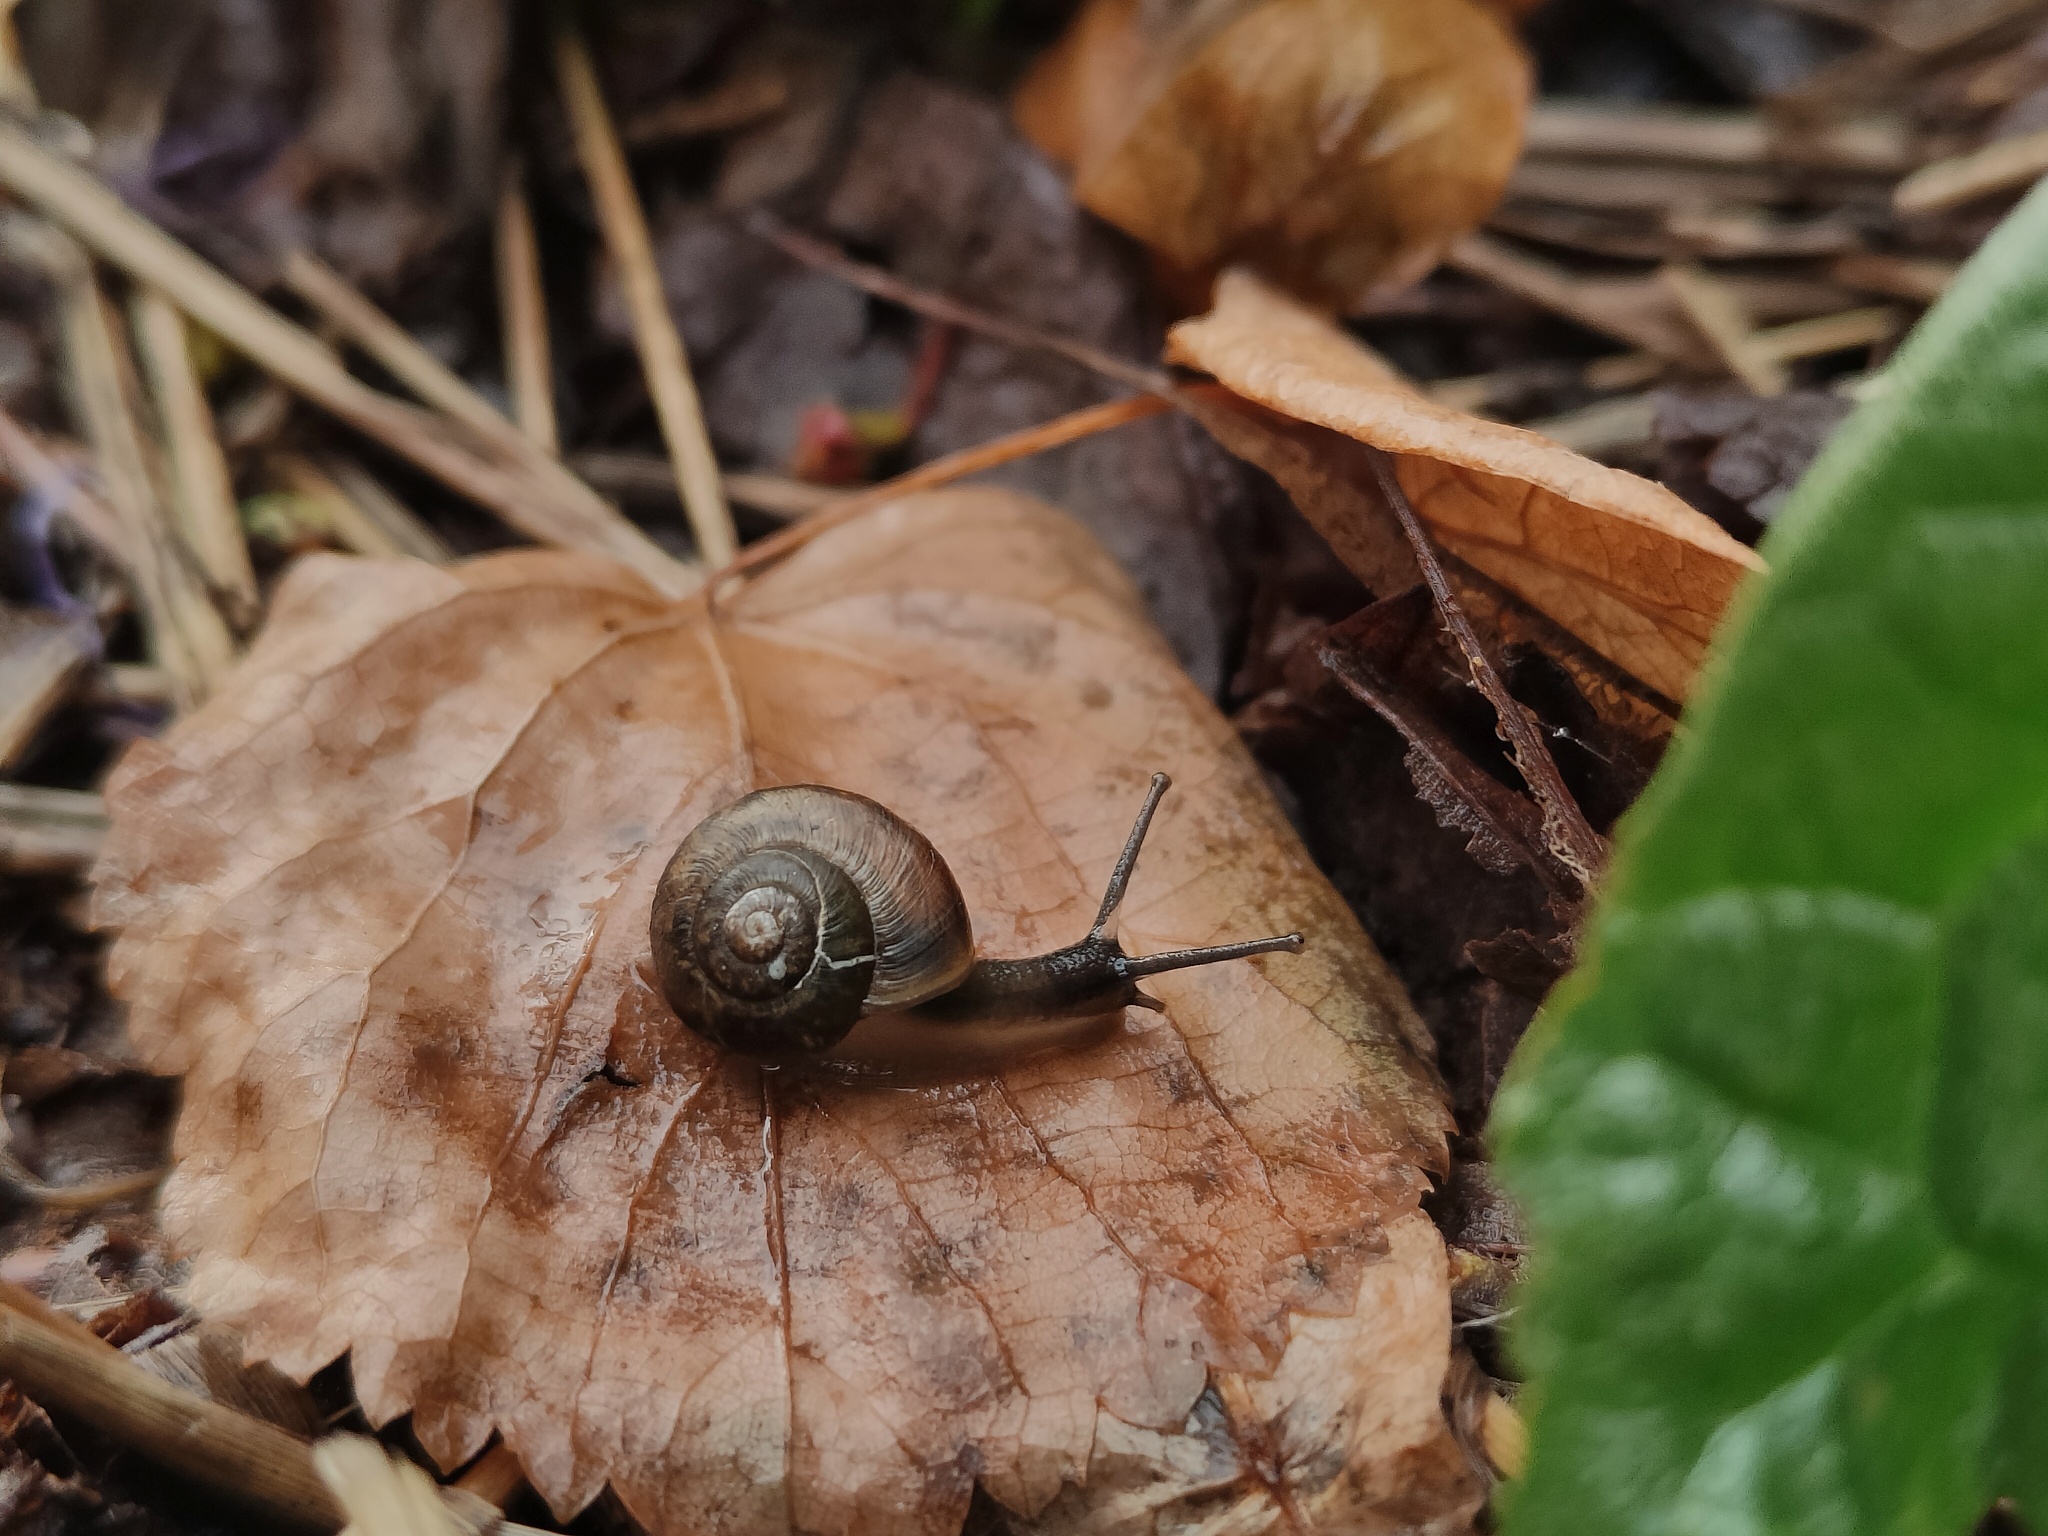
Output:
[{"xmin": 649, "ymin": 773, "xmax": 1303, "ymax": 1071}]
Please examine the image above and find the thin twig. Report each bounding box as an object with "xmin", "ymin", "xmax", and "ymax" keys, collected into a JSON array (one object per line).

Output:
[
  {"xmin": 0, "ymin": 118, "xmax": 692, "ymax": 595},
  {"xmin": 128, "ymin": 284, "xmax": 258, "ymax": 618},
  {"xmin": 1361, "ymin": 445, "xmax": 1608, "ymax": 888},
  {"xmin": 722, "ymin": 394, "xmax": 1172, "ymax": 579},
  {"xmin": 492, "ymin": 161, "xmax": 557, "ymax": 454},
  {"xmin": 750, "ymin": 213, "xmax": 1179, "ymax": 399},
  {"xmin": 555, "ymin": 21, "xmax": 736, "ymax": 566}
]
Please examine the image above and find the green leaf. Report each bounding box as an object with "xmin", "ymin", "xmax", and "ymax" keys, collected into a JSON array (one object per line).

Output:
[{"xmin": 1494, "ymin": 179, "xmax": 2048, "ymax": 1536}]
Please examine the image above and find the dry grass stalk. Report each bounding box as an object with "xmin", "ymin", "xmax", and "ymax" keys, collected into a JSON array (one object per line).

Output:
[
  {"xmin": 128, "ymin": 285, "xmax": 258, "ymax": 618},
  {"xmin": 11, "ymin": 217, "xmax": 235, "ymax": 706},
  {"xmin": 1524, "ymin": 393, "xmax": 1658, "ymax": 457},
  {"xmin": 573, "ymin": 450, "xmax": 850, "ymax": 521},
  {"xmin": 722, "ymin": 471, "xmax": 850, "ymax": 521},
  {"xmin": 1659, "ymin": 206, "xmax": 1862, "ymax": 261},
  {"xmin": 279, "ymin": 249, "xmax": 640, "ymax": 556},
  {"xmin": 1894, "ymin": 123, "xmax": 2048, "ymax": 213},
  {"xmin": 271, "ymin": 452, "xmax": 418, "ymax": 560},
  {"xmin": 1508, "ymin": 158, "xmax": 1797, "ymax": 214},
  {"xmin": 101, "ymin": 662, "xmax": 173, "ymax": 705},
  {"xmin": 0, "ymin": 120, "xmax": 693, "ymax": 595},
  {"xmin": 1449, "ymin": 234, "xmax": 1715, "ymax": 368},
  {"xmin": 317, "ymin": 454, "xmax": 455, "ymax": 563},
  {"xmin": 724, "ymin": 393, "xmax": 1173, "ymax": 578},
  {"xmin": 493, "ymin": 162, "xmax": 558, "ymax": 453},
  {"xmin": 0, "ymin": 406, "xmax": 130, "ymax": 567},
  {"xmin": 1661, "ymin": 262, "xmax": 1788, "ymax": 396},
  {"xmin": 1749, "ymin": 305, "xmax": 1903, "ymax": 365},
  {"xmin": 282, "ymin": 249, "xmax": 516, "ymax": 444},
  {"xmin": 555, "ymin": 23, "xmax": 736, "ymax": 566},
  {"xmin": 1830, "ymin": 251, "xmax": 1958, "ymax": 303},
  {"xmin": 0, "ymin": 620, "xmax": 91, "ymax": 771},
  {"xmin": 0, "ymin": 784, "xmax": 105, "ymax": 875},
  {"xmin": 1581, "ymin": 351, "xmax": 1667, "ymax": 392},
  {"xmin": 1522, "ymin": 100, "xmax": 1916, "ymax": 173}
]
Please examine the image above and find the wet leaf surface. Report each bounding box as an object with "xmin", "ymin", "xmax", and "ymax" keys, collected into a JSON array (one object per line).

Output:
[{"xmin": 92, "ymin": 491, "xmax": 1478, "ymax": 1536}]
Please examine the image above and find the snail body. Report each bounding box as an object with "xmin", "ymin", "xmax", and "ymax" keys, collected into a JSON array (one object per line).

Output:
[{"xmin": 649, "ymin": 775, "xmax": 1303, "ymax": 1071}]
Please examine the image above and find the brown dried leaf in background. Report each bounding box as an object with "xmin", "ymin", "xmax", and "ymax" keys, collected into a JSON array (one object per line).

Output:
[
  {"xmin": 91, "ymin": 491, "xmax": 1477, "ymax": 1536},
  {"xmin": 1170, "ymin": 271, "xmax": 1765, "ymax": 702},
  {"xmin": 1014, "ymin": 0, "xmax": 1533, "ymax": 312}
]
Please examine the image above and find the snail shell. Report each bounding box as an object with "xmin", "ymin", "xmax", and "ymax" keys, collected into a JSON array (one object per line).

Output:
[{"xmin": 649, "ymin": 786, "xmax": 975, "ymax": 1057}]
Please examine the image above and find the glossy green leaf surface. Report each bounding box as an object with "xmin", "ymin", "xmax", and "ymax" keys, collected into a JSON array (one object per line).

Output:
[{"xmin": 1494, "ymin": 181, "xmax": 2048, "ymax": 1535}]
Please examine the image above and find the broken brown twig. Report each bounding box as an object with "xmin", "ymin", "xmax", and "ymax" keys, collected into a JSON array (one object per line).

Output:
[{"xmin": 1361, "ymin": 445, "xmax": 1609, "ymax": 890}]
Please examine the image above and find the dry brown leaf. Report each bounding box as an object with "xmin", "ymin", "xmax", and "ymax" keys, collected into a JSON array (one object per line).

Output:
[
  {"xmin": 1168, "ymin": 271, "xmax": 1766, "ymax": 703},
  {"xmin": 1014, "ymin": 0, "xmax": 1531, "ymax": 312},
  {"xmin": 91, "ymin": 490, "xmax": 1478, "ymax": 1536}
]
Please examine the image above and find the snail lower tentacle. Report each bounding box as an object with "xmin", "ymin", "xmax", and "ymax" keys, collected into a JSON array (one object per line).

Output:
[{"xmin": 648, "ymin": 775, "xmax": 1304, "ymax": 1073}]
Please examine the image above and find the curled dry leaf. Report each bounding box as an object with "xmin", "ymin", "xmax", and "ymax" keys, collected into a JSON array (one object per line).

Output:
[
  {"xmin": 1014, "ymin": 0, "xmax": 1531, "ymax": 311},
  {"xmin": 91, "ymin": 490, "xmax": 1478, "ymax": 1536},
  {"xmin": 1169, "ymin": 271, "xmax": 1766, "ymax": 704}
]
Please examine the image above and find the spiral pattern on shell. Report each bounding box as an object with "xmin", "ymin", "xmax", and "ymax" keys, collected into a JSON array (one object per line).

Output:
[{"xmin": 649, "ymin": 786, "xmax": 977, "ymax": 1057}]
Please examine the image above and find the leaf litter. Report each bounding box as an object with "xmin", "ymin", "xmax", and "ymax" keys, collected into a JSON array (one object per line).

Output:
[{"xmin": 0, "ymin": 0, "xmax": 2041, "ymax": 1533}]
